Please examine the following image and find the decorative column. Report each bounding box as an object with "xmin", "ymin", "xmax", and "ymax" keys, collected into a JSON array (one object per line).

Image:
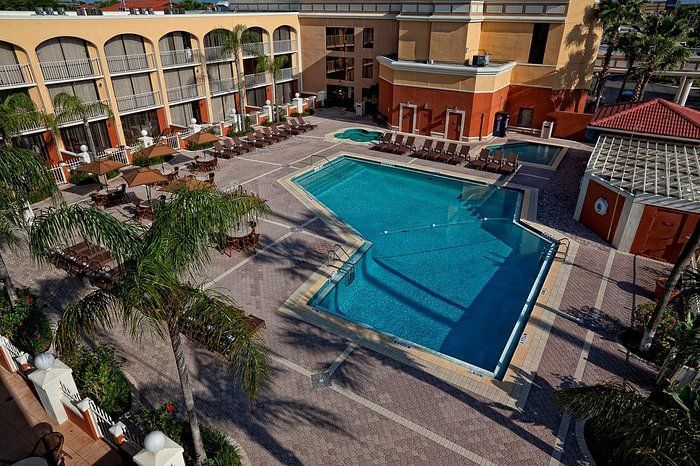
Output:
[
  {"xmin": 0, "ymin": 336, "xmax": 20, "ymax": 372},
  {"xmin": 138, "ymin": 129, "xmax": 154, "ymax": 148},
  {"xmin": 676, "ymin": 77, "xmax": 693, "ymax": 106},
  {"xmin": 264, "ymin": 99, "xmax": 273, "ymax": 122},
  {"xmin": 133, "ymin": 431, "xmax": 185, "ymax": 466},
  {"xmin": 27, "ymin": 352, "xmax": 79, "ymax": 424},
  {"xmin": 294, "ymin": 92, "xmax": 303, "ymax": 115}
]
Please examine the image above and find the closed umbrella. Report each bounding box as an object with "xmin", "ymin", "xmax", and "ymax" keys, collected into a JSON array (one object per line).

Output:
[
  {"xmin": 75, "ymin": 158, "xmax": 127, "ymax": 186},
  {"xmin": 184, "ymin": 131, "xmax": 219, "ymax": 145},
  {"xmin": 135, "ymin": 143, "xmax": 179, "ymax": 159}
]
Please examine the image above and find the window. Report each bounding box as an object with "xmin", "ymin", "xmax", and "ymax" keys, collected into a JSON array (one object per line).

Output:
[
  {"xmin": 15, "ymin": 133, "xmax": 50, "ymax": 162},
  {"xmin": 362, "ymin": 59, "xmax": 374, "ymax": 79},
  {"xmin": 276, "ymin": 81, "xmax": 295, "ymax": 103},
  {"xmin": 120, "ymin": 109, "xmax": 161, "ymax": 145},
  {"xmin": 326, "ymin": 27, "xmax": 354, "ymax": 51},
  {"xmin": 169, "ymin": 101, "xmax": 201, "ymax": 127},
  {"xmin": 326, "ymin": 57, "xmax": 354, "ymax": 81},
  {"xmin": 60, "ymin": 121, "xmax": 111, "ymax": 154},
  {"xmin": 363, "ymin": 28, "xmax": 374, "ymax": 49},
  {"xmin": 246, "ymin": 86, "xmax": 267, "ymax": 107},
  {"xmin": 528, "ymin": 23, "xmax": 549, "ymax": 64},
  {"xmin": 517, "ymin": 108, "xmax": 534, "ymax": 128}
]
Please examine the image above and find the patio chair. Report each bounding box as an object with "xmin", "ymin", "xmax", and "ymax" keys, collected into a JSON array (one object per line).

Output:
[
  {"xmin": 297, "ymin": 116, "xmax": 317, "ymax": 129},
  {"xmin": 414, "ymin": 140, "xmax": 433, "ymax": 159},
  {"xmin": 485, "ymin": 151, "xmax": 504, "ymax": 172},
  {"xmin": 166, "ymin": 166, "xmax": 180, "ymax": 181},
  {"xmin": 284, "ymin": 120, "xmax": 306, "ymax": 133},
  {"xmin": 270, "ymin": 125, "xmax": 291, "ymax": 139},
  {"xmin": 434, "ymin": 143, "xmax": 458, "ymax": 163},
  {"xmin": 214, "ymin": 141, "xmax": 237, "ymax": 159},
  {"xmin": 499, "ymin": 153, "xmax": 519, "ymax": 175},
  {"xmin": 89, "ymin": 192, "xmax": 108, "ymax": 208},
  {"xmin": 263, "ymin": 127, "xmax": 287, "ymax": 142},
  {"xmin": 458, "ymin": 145, "xmax": 471, "ymax": 163},
  {"xmin": 251, "ymin": 131, "xmax": 273, "ymax": 146},
  {"xmin": 392, "ymin": 135, "xmax": 416, "ymax": 155},
  {"xmin": 426, "ymin": 141, "xmax": 445, "ymax": 161},
  {"xmin": 371, "ymin": 132, "xmax": 394, "ymax": 152},
  {"xmin": 470, "ymin": 149, "xmax": 491, "ymax": 170},
  {"xmin": 384, "ymin": 134, "xmax": 405, "ymax": 153},
  {"xmin": 231, "ymin": 136, "xmax": 255, "ymax": 152},
  {"xmin": 31, "ymin": 432, "xmax": 69, "ymax": 466}
]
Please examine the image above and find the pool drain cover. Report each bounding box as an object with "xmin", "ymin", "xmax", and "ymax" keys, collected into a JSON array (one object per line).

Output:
[{"xmin": 311, "ymin": 372, "xmax": 332, "ymax": 389}]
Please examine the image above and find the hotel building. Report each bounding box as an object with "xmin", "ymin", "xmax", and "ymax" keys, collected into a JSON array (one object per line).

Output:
[{"xmin": 0, "ymin": 0, "xmax": 599, "ymax": 164}]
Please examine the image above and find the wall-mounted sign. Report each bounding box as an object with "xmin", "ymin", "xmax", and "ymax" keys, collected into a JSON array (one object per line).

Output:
[{"xmin": 594, "ymin": 197, "xmax": 608, "ymax": 215}]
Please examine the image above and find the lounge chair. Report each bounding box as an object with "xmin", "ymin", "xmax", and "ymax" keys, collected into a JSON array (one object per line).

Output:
[
  {"xmin": 282, "ymin": 121, "xmax": 302, "ymax": 135},
  {"xmin": 426, "ymin": 141, "xmax": 445, "ymax": 161},
  {"xmin": 285, "ymin": 120, "xmax": 307, "ymax": 133},
  {"xmin": 270, "ymin": 125, "xmax": 291, "ymax": 139},
  {"xmin": 458, "ymin": 145, "xmax": 471, "ymax": 163},
  {"xmin": 414, "ymin": 140, "xmax": 433, "ymax": 159},
  {"xmin": 264, "ymin": 127, "xmax": 287, "ymax": 141},
  {"xmin": 485, "ymin": 151, "xmax": 504, "ymax": 172},
  {"xmin": 254, "ymin": 130, "xmax": 276, "ymax": 144},
  {"xmin": 371, "ymin": 132, "xmax": 394, "ymax": 152},
  {"xmin": 231, "ymin": 136, "xmax": 254, "ymax": 152},
  {"xmin": 499, "ymin": 153, "xmax": 519, "ymax": 174},
  {"xmin": 393, "ymin": 136, "xmax": 416, "ymax": 155},
  {"xmin": 296, "ymin": 116, "xmax": 317, "ymax": 129},
  {"xmin": 434, "ymin": 143, "xmax": 457, "ymax": 163},
  {"xmin": 470, "ymin": 149, "xmax": 491, "ymax": 170},
  {"xmin": 384, "ymin": 134, "xmax": 405, "ymax": 153},
  {"xmin": 247, "ymin": 134, "xmax": 270, "ymax": 148},
  {"xmin": 214, "ymin": 141, "xmax": 238, "ymax": 159}
]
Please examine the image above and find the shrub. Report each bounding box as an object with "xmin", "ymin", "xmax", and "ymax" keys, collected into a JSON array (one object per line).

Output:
[
  {"xmin": 261, "ymin": 120, "xmax": 273, "ymax": 127},
  {"xmin": 67, "ymin": 345, "xmax": 132, "ymax": 418},
  {"xmin": 631, "ymin": 302, "xmax": 684, "ymax": 351},
  {"xmin": 70, "ymin": 169, "xmax": 120, "ymax": 186},
  {"xmin": 137, "ymin": 405, "xmax": 241, "ymax": 465},
  {"xmin": 0, "ymin": 288, "xmax": 52, "ymax": 356},
  {"xmin": 302, "ymin": 109, "xmax": 315, "ymax": 116},
  {"xmin": 187, "ymin": 141, "xmax": 215, "ymax": 151},
  {"xmin": 226, "ymin": 128, "xmax": 252, "ymax": 138},
  {"xmin": 135, "ymin": 155, "xmax": 174, "ymax": 167}
]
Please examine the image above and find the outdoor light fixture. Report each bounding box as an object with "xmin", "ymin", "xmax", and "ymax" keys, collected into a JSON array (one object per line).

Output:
[
  {"xmin": 33, "ymin": 352, "xmax": 55, "ymax": 370},
  {"xmin": 144, "ymin": 431, "xmax": 166, "ymax": 453}
]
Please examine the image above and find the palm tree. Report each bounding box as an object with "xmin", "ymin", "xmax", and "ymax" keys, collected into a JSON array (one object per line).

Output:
[
  {"xmin": 615, "ymin": 31, "xmax": 645, "ymax": 102},
  {"xmin": 52, "ymin": 92, "xmax": 113, "ymax": 158},
  {"xmin": 255, "ymin": 54, "xmax": 289, "ymax": 123},
  {"xmin": 553, "ymin": 381, "xmax": 699, "ymax": 464},
  {"xmin": 28, "ymin": 186, "xmax": 269, "ymax": 465},
  {"xmin": 0, "ymin": 146, "xmax": 58, "ymax": 308},
  {"xmin": 640, "ymin": 227, "xmax": 700, "ymax": 351},
  {"xmin": 0, "ymin": 93, "xmax": 51, "ymax": 149},
  {"xmin": 591, "ymin": 0, "xmax": 646, "ymax": 110},
  {"xmin": 216, "ymin": 25, "xmax": 257, "ymax": 131}
]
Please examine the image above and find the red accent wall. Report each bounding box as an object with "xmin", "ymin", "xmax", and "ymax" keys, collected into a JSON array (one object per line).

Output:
[
  {"xmin": 579, "ymin": 179, "xmax": 627, "ymax": 244},
  {"xmin": 630, "ymin": 206, "xmax": 699, "ymax": 263},
  {"xmin": 106, "ymin": 119, "xmax": 120, "ymax": 147},
  {"xmin": 506, "ymin": 85, "xmax": 588, "ymax": 129},
  {"xmin": 546, "ymin": 111, "xmax": 594, "ymax": 141},
  {"xmin": 156, "ymin": 108, "xmax": 167, "ymax": 133},
  {"xmin": 43, "ymin": 131, "xmax": 60, "ymax": 164},
  {"xmin": 198, "ymin": 99, "xmax": 209, "ymax": 123}
]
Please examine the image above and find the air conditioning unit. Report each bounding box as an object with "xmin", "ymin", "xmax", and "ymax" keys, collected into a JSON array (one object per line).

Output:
[{"xmin": 472, "ymin": 54, "xmax": 490, "ymax": 67}]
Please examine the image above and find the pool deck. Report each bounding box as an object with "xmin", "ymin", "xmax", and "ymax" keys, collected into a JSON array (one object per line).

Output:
[{"xmin": 9, "ymin": 107, "xmax": 665, "ymax": 465}]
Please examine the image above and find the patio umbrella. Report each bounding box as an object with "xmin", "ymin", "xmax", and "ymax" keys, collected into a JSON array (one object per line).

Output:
[
  {"xmin": 162, "ymin": 177, "xmax": 208, "ymax": 193},
  {"xmin": 184, "ymin": 131, "xmax": 219, "ymax": 145},
  {"xmin": 122, "ymin": 167, "xmax": 168, "ymax": 188},
  {"xmin": 135, "ymin": 143, "xmax": 179, "ymax": 159},
  {"xmin": 75, "ymin": 158, "xmax": 127, "ymax": 186}
]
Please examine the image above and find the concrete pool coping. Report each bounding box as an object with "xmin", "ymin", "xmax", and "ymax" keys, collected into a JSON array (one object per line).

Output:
[
  {"xmin": 277, "ymin": 151, "xmax": 574, "ymax": 407},
  {"xmin": 485, "ymin": 141, "xmax": 570, "ymax": 172}
]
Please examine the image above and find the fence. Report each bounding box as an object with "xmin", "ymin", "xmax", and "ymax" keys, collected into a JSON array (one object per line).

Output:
[
  {"xmin": 48, "ymin": 164, "xmax": 68, "ymax": 184},
  {"xmin": 40, "ymin": 57, "xmax": 101, "ymax": 82},
  {"xmin": 159, "ymin": 48, "xmax": 200, "ymax": 68},
  {"xmin": 115, "ymin": 90, "xmax": 162, "ymax": 113},
  {"xmin": 106, "ymin": 53, "xmax": 154, "ymax": 74},
  {"xmin": 0, "ymin": 63, "xmax": 33, "ymax": 87}
]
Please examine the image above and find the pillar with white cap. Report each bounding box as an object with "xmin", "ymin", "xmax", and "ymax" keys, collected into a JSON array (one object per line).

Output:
[
  {"xmin": 264, "ymin": 99, "xmax": 273, "ymax": 122},
  {"xmin": 294, "ymin": 92, "xmax": 303, "ymax": 114},
  {"xmin": 77, "ymin": 144, "xmax": 91, "ymax": 163},
  {"xmin": 138, "ymin": 129, "xmax": 154, "ymax": 148},
  {"xmin": 27, "ymin": 352, "xmax": 79, "ymax": 424},
  {"xmin": 133, "ymin": 431, "xmax": 186, "ymax": 466}
]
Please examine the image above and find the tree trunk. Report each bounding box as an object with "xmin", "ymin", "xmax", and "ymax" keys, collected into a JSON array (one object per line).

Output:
[
  {"xmin": 640, "ymin": 227, "xmax": 700, "ymax": 351},
  {"xmin": 271, "ymin": 76, "xmax": 278, "ymax": 123},
  {"xmin": 168, "ymin": 323, "xmax": 207, "ymax": 464},
  {"xmin": 83, "ymin": 118, "xmax": 97, "ymax": 159},
  {"xmin": 0, "ymin": 251, "xmax": 18, "ymax": 309},
  {"xmin": 616, "ymin": 60, "xmax": 636, "ymax": 102},
  {"xmin": 233, "ymin": 54, "xmax": 246, "ymax": 133},
  {"xmin": 637, "ymin": 74, "xmax": 652, "ymax": 102},
  {"xmin": 593, "ymin": 31, "xmax": 618, "ymax": 111}
]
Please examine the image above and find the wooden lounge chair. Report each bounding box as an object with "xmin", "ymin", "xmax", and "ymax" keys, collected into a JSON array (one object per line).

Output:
[
  {"xmin": 282, "ymin": 121, "xmax": 302, "ymax": 135},
  {"xmin": 485, "ymin": 151, "xmax": 504, "ymax": 172},
  {"xmin": 285, "ymin": 120, "xmax": 307, "ymax": 133},
  {"xmin": 246, "ymin": 134, "xmax": 270, "ymax": 148},
  {"xmin": 414, "ymin": 140, "xmax": 433, "ymax": 159},
  {"xmin": 254, "ymin": 130, "xmax": 276, "ymax": 145},
  {"xmin": 266, "ymin": 126, "xmax": 289, "ymax": 140},
  {"xmin": 470, "ymin": 149, "xmax": 491, "ymax": 170},
  {"xmin": 371, "ymin": 132, "xmax": 394, "ymax": 152},
  {"xmin": 458, "ymin": 145, "xmax": 471, "ymax": 163},
  {"xmin": 393, "ymin": 136, "xmax": 416, "ymax": 155},
  {"xmin": 231, "ymin": 136, "xmax": 254, "ymax": 152},
  {"xmin": 499, "ymin": 153, "xmax": 519, "ymax": 174},
  {"xmin": 384, "ymin": 134, "xmax": 405, "ymax": 153},
  {"xmin": 426, "ymin": 141, "xmax": 445, "ymax": 161},
  {"xmin": 434, "ymin": 143, "xmax": 458, "ymax": 163},
  {"xmin": 90, "ymin": 192, "xmax": 108, "ymax": 208},
  {"xmin": 214, "ymin": 141, "xmax": 236, "ymax": 159},
  {"xmin": 296, "ymin": 116, "xmax": 317, "ymax": 129},
  {"xmin": 165, "ymin": 166, "xmax": 180, "ymax": 181}
]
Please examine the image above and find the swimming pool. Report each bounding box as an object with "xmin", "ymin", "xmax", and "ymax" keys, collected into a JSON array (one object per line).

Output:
[
  {"xmin": 294, "ymin": 157, "xmax": 556, "ymax": 378},
  {"xmin": 488, "ymin": 142, "xmax": 562, "ymax": 166},
  {"xmin": 334, "ymin": 128, "xmax": 383, "ymax": 143}
]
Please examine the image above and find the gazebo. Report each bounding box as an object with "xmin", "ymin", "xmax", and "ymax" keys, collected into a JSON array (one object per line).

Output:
[{"xmin": 574, "ymin": 135, "xmax": 700, "ymax": 263}]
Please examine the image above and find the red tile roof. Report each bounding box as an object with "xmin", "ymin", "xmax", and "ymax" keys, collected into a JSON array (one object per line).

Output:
[
  {"xmin": 589, "ymin": 98, "xmax": 700, "ymax": 141},
  {"xmin": 100, "ymin": 0, "xmax": 180, "ymax": 11}
]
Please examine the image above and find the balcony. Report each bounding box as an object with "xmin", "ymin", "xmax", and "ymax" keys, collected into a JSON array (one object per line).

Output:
[
  {"xmin": 55, "ymin": 99, "xmax": 110, "ymax": 126},
  {"xmin": 115, "ymin": 90, "xmax": 162, "ymax": 114},
  {"xmin": 167, "ymin": 83, "xmax": 204, "ymax": 103},
  {"xmin": 106, "ymin": 53, "xmax": 155, "ymax": 75},
  {"xmin": 242, "ymin": 42, "xmax": 270, "ymax": 58},
  {"xmin": 244, "ymin": 71, "xmax": 269, "ymax": 89},
  {"xmin": 40, "ymin": 57, "xmax": 102, "ymax": 83},
  {"xmin": 159, "ymin": 49, "xmax": 201, "ymax": 68},
  {"xmin": 277, "ymin": 67, "xmax": 297, "ymax": 82},
  {"xmin": 273, "ymin": 40, "xmax": 297, "ymax": 54},
  {"xmin": 204, "ymin": 46, "xmax": 233, "ymax": 63},
  {"xmin": 209, "ymin": 77, "xmax": 238, "ymax": 95},
  {"xmin": 0, "ymin": 63, "xmax": 35, "ymax": 89},
  {"xmin": 326, "ymin": 34, "xmax": 355, "ymax": 49}
]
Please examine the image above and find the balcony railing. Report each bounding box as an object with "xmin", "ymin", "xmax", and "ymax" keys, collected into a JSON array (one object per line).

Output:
[
  {"xmin": 244, "ymin": 71, "xmax": 269, "ymax": 88},
  {"xmin": 326, "ymin": 34, "xmax": 355, "ymax": 48},
  {"xmin": 204, "ymin": 46, "xmax": 233, "ymax": 63},
  {"xmin": 0, "ymin": 63, "xmax": 34, "ymax": 88},
  {"xmin": 40, "ymin": 57, "xmax": 101, "ymax": 82},
  {"xmin": 209, "ymin": 77, "xmax": 239, "ymax": 95},
  {"xmin": 11, "ymin": 112, "xmax": 46, "ymax": 134},
  {"xmin": 55, "ymin": 99, "xmax": 110, "ymax": 126},
  {"xmin": 106, "ymin": 53, "xmax": 154, "ymax": 74},
  {"xmin": 242, "ymin": 42, "xmax": 270, "ymax": 58},
  {"xmin": 276, "ymin": 67, "xmax": 297, "ymax": 82},
  {"xmin": 273, "ymin": 40, "xmax": 297, "ymax": 54},
  {"xmin": 115, "ymin": 90, "xmax": 162, "ymax": 113},
  {"xmin": 159, "ymin": 49, "xmax": 200, "ymax": 68},
  {"xmin": 167, "ymin": 83, "xmax": 204, "ymax": 103}
]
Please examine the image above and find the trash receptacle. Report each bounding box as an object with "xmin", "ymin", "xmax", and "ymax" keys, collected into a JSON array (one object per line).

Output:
[{"xmin": 493, "ymin": 112, "xmax": 509, "ymax": 137}]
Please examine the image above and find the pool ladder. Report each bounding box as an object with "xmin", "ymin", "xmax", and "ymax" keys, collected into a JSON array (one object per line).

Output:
[{"xmin": 327, "ymin": 244, "xmax": 356, "ymax": 285}]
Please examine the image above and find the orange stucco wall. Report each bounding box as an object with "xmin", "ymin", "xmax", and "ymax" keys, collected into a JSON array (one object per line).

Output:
[
  {"xmin": 505, "ymin": 85, "xmax": 588, "ymax": 129},
  {"xmin": 546, "ymin": 110, "xmax": 593, "ymax": 141},
  {"xmin": 579, "ymin": 179, "xmax": 626, "ymax": 244}
]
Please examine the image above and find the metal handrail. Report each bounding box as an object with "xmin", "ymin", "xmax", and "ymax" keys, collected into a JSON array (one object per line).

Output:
[
  {"xmin": 106, "ymin": 53, "xmax": 154, "ymax": 74},
  {"xmin": 159, "ymin": 48, "xmax": 200, "ymax": 68},
  {"xmin": 166, "ymin": 83, "xmax": 203, "ymax": 103},
  {"xmin": 115, "ymin": 90, "xmax": 161, "ymax": 112},
  {"xmin": 40, "ymin": 57, "xmax": 101, "ymax": 82},
  {"xmin": 0, "ymin": 63, "xmax": 34, "ymax": 87}
]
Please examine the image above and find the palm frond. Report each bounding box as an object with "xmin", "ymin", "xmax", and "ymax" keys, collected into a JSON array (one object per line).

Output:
[
  {"xmin": 0, "ymin": 147, "xmax": 59, "ymax": 204},
  {"xmin": 142, "ymin": 186, "xmax": 268, "ymax": 276},
  {"xmin": 52, "ymin": 92, "xmax": 114, "ymax": 126},
  {"xmin": 54, "ymin": 290, "xmax": 118, "ymax": 357},
  {"xmin": 28, "ymin": 203, "xmax": 144, "ymax": 264},
  {"xmin": 553, "ymin": 381, "xmax": 645, "ymax": 424}
]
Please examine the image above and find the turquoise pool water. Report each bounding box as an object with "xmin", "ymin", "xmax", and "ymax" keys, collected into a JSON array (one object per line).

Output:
[
  {"xmin": 334, "ymin": 128, "xmax": 383, "ymax": 143},
  {"xmin": 294, "ymin": 157, "xmax": 556, "ymax": 378},
  {"xmin": 488, "ymin": 142, "xmax": 562, "ymax": 166}
]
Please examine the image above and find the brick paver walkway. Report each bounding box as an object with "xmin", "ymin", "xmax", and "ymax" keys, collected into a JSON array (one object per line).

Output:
[{"xmin": 5, "ymin": 108, "xmax": 665, "ymax": 465}]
